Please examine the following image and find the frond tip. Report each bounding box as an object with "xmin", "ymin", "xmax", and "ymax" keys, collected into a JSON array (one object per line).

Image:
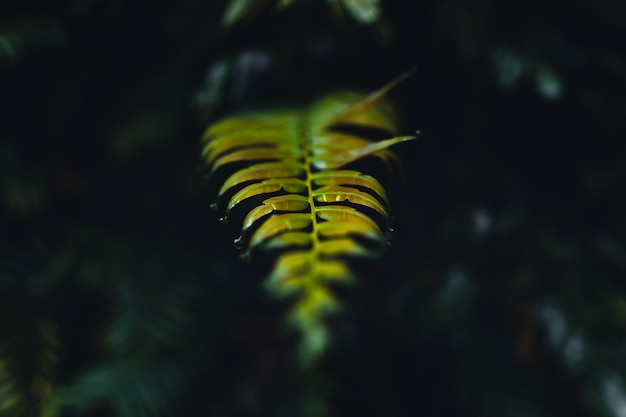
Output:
[{"xmin": 202, "ymin": 76, "xmax": 416, "ymax": 366}]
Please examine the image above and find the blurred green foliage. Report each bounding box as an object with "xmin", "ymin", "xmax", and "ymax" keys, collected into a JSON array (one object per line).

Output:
[{"xmin": 1, "ymin": 0, "xmax": 625, "ymax": 416}]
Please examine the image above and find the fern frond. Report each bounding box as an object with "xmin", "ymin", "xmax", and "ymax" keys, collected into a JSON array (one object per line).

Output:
[
  {"xmin": 203, "ymin": 75, "xmax": 415, "ymax": 366},
  {"xmin": 221, "ymin": 0, "xmax": 381, "ymax": 27},
  {"xmin": 51, "ymin": 359, "xmax": 187, "ymax": 417},
  {"xmin": 0, "ymin": 300, "xmax": 60, "ymax": 417}
]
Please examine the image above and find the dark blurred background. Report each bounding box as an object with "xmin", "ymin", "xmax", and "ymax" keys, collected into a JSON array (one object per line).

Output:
[{"xmin": 1, "ymin": 0, "xmax": 625, "ymax": 416}]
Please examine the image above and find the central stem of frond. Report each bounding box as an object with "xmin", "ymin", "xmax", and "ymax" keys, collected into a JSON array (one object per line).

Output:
[{"xmin": 300, "ymin": 115, "xmax": 320, "ymax": 259}]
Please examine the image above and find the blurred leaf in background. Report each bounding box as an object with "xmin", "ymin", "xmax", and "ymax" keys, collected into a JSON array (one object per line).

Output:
[{"xmin": 0, "ymin": 299, "xmax": 59, "ymax": 417}]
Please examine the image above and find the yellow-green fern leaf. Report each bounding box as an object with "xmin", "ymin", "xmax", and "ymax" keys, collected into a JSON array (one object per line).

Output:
[{"xmin": 202, "ymin": 73, "xmax": 415, "ymax": 366}]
